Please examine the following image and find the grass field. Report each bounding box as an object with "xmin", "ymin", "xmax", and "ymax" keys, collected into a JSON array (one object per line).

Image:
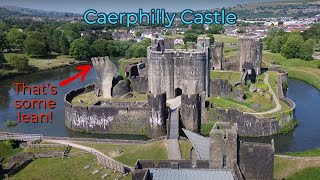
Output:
[
  {"xmin": 263, "ymin": 51, "xmax": 320, "ymax": 90},
  {"xmin": 287, "ymin": 167, "xmax": 320, "ymax": 180},
  {"xmin": 179, "ymin": 139, "xmax": 193, "ymax": 160},
  {"xmin": 1, "ymin": 53, "xmax": 84, "ymax": 79},
  {"xmin": 71, "ymin": 91, "xmax": 147, "ymax": 107},
  {"xmin": 9, "ymin": 154, "xmax": 131, "ymax": 180},
  {"xmin": 284, "ymin": 148, "xmax": 320, "ymax": 157},
  {"xmin": 78, "ymin": 140, "xmax": 168, "ymax": 166},
  {"xmin": 274, "ymin": 156, "xmax": 320, "ymax": 179}
]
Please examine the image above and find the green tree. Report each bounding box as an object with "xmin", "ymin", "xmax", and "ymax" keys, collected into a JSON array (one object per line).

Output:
[
  {"xmin": 90, "ymin": 39, "xmax": 109, "ymax": 57},
  {"xmin": 269, "ymin": 35, "xmax": 287, "ymax": 53},
  {"xmin": 206, "ymin": 25, "xmax": 225, "ymax": 34},
  {"xmin": 7, "ymin": 54, "xmax": 29, "ymax": 71},
  {"xmin": 59, "ymin": 34, "xmax": 70, "ymax": 55},
  {"xmin": 300, "ymin": 39, "xmax": 316, "ymax": 60},
  {"xmin": 0, "ymin": 32, "xmax": 8, "ymax": 51},
  {"xmin": 0, "ymin": 52, "xmax": 5, "ymax": 65},
  {"xmin": 281, "ymin": 34, "xmax": 304, "ymax": 59},
  {"xmin": 24, "ymin": 37, "xmax": 48, "ymax": 57},
  {"xmin": 183, "ymin": 33, "xmax": 198, "ymax": 43},
  {"xmin": 135, "ymin": 31, "xmax": 142, "ymax": 37},
  {"xmin": 69, "ymin": 38, "xmax": 90, "ymax": 60},
  {"xmin": 7, "ymin": 28, "xmax": 27, "ymax": 51},
  {"xmin": 207, "ymin": 34, "xmax": 215, "ymax": 43},
  {"xmin": 125, "ymin": 39, "xmax": 150, "ymax": 58}
]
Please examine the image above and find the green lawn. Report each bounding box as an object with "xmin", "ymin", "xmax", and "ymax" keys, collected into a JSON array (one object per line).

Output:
[
  {"xmin": 4, "ymin": 53, "xmax": 79, "ymax": 70},
  {"xmin": 287, "ymin": 167, "xmax": 320, "ymax": 180},
  {"xmin": 78, "ymin": 140, "xmax": 168, "ymax": 166},
  {"xmin": 199, "ymin": 34, "xmax": 239, "ymax": 45},
  {"xmin": 210, "ymin": 71, "xmax": 240, "ymax": 85},
  {"xmin": 179, "ymin": 139, "xmax": 193, "ymax": 160},
  {"xmin": 262, "ymin": 51, "xmax": 320, "ymax": 90},
  {"xmin": 208, "ymin": 97, "xmax": 256, "ymax": 113},
  {"xmin": 71, "ymin": 91, "xmax": 147, "ymax": 107},
  {"xmin": 8, "ymin": 154, "xmax": 131, "ymax": 180},
  {"xmin": 285, "ymin": 148, "xmax": 320, "ymax": 157}
]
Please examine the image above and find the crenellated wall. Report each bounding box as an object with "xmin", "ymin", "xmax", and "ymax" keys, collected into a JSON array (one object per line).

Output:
[
  {"xmin": 64, "ymin": 85, "xmax": 167, "ymax": 138},
  {"xmin": 148, "ymin": 50, "xmax": 207, "ymax": 99}
]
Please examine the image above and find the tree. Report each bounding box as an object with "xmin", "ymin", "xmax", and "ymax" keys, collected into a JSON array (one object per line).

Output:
[
  {"xmin": 0, "ymin": 32, "xmax": 8, "ymax": 51},
  {"xmin": 135, "ymin": 31, "xmax": 142, "ymax": 37},
  {"xmin": 69, "ymin": 38, "xmax": 90, "ymax": 60},
  {"xmin": 125, "ymin": 39, "xmax": 150, "ymax": 58},
  {"xmin": 90, "ymin": 39, "xmax": 109, "ymax": 57},
  {"xmin": 183, "ymin": 33, "xmax": 198, "ymax": 43},
  {"xmin": 207, "ymin": 34, "xmax": 215, "ymax": 44},
  {"xmin": 281, "ymin": 34, "xmax": 304, "ymax": 59},
  {"xmin": 300, "ymin": 39, "xmax": 316, "ymax": 60},
  {"xmin": 24, "ymin": 37, "xmax": 48, "ymax": 57},
  {"xmin": 7, "ymin": 28, "xmax": 27, "ymax": 51},
  {"xmin": 269, "ymin": 35, "xmax": 287, "ymax": 53},
  {"xmin": 59, "ymin": 34, "xmax": 70, "ymax": 55},
  {"xmin": 0, "ymin": 52, "xmax": 5, "ymax": 65},
  {"xmin": 7, "ymin": 54, "xmax": 29, "ymax": 71},
  {"xmin": 206, "ymin": 25, "xmax": 225, "ymax": 34}
]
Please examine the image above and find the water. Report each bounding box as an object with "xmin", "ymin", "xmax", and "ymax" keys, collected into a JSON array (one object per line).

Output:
[
  {"xmin": 0, "ymin": 58, "xmax": 147, "ymax": 140},
  {"xmin": 241, "ymin": 79, "xmax": 320, "ymax": 153},
  {"xmin": 1, "ymin": 65, "xmax": 320, "ymax": 150}
]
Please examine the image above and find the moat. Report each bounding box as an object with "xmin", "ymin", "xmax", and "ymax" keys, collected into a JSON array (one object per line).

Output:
[{"xmin": 0, "ymin": 65, "xmax": 319, "ymax": 152}]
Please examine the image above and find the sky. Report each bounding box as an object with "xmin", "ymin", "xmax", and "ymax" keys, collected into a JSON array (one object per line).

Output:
[{"xmin": 0, "ymin": 0, "xmax": 289, "ymax": 14}]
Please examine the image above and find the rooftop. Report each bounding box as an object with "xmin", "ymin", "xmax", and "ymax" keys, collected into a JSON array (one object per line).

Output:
[{"xmin": 149, "ymin": 168, "xmax": 234, "ymax": 180}]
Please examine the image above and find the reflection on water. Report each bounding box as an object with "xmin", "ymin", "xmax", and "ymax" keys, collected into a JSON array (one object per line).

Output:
[
  {"xmin": 0, "ymin": 58, "xmax": 147, "ymax": 140},
  {"xmin": 241, "ymin": 79, "xmax": 320, "ymax": 153}
]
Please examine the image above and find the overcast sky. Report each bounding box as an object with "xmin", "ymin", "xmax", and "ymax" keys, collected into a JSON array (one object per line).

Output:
[{"xmin": 0, "ymin": 0, "xmax": 290, "ymax": 13}]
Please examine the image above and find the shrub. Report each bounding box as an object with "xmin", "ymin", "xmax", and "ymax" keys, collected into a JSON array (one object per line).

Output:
[
  {"xmin": 317, "ymin": 64, "xmax": 320, "ymax": 69},
  {"xmin": 5, "ymin": 139, "xmax": 18, "ymax": 148},
  {"xmin": 5, "ymin": 120, "xmax": 18, "ymax": 127},
  {"xmin": 200, "ymin": 122, "xmax": 215, "ymax": 136},
  {"xmin": 282, "ymin": 81, "xmax": 288, "ymax": 90},
  {"xmin": 7, "ymin": 54, "xmax": 29, "ymax": 71}
]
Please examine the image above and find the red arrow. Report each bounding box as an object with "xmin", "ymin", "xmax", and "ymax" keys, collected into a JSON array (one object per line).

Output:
[{"xmin": 59, "ymin": 64, "xmax": 92, "ymax": 87}]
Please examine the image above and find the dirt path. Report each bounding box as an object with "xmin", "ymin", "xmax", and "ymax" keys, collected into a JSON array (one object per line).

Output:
[{"xmin": 244, "ymin": 73, "xmax": 282, "ymax": 115}]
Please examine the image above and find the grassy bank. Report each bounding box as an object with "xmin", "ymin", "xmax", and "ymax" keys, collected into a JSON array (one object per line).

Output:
[
  {"xmin": 284, "ymin": 148, "xmax": 320, "ymax": 157},
  {"xmin": 78, "ymin": 140, "xmax": 168, "ymax": 166},
  {"xmin": 0, "ymin": 53, "xmax": 86, "ymax": 79},
  {"xmin": 179, "ymin": 139, "xmax": 193, "ymax": 160},
  {"xmin": 263, "ymin": 51, "xmax": 320, "ymax": 90},
  {"xmin": 9, "ymin": 154, "xmax": 131, "ymax": 180},
  {"xmin": 287, "ymin": 167, "xmax": 320, "ymax": 180},
  {"xmin": 274, "ymin": 156, "xmax": 320, "ymax": 179}
]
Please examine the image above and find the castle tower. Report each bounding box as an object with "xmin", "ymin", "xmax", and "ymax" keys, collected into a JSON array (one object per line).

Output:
[
  {"xmin": 180, "ymin": 93, "xmax": 201, "ymax": 133},
  {"xmin": 238, "ymin": 38, "xmax": 263, "ymax": 76},
  {"xmin": 91, "ymin": 57, "xmax": 117, "ymax": 99},
  {"xmin": 197, "ymin": 37, "xmax": 211, "ymax": 50},
  {"xmin": 209, "ymin": 122, "xmax": 238, "ymax": 169},
  {"xmin": 211, "ymin": 42, "xmax": 224, "ymax": 70}
]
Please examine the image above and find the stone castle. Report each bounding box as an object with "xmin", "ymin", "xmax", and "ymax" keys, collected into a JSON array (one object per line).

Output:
[{"xmin": 63, "ymin": 34, "xmax": 279, "ymax": 179}]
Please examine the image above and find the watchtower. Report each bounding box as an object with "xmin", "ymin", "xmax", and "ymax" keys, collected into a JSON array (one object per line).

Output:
[{"xmin": 209, "ymin": 122, "xmax": 238, "ymax": 169}]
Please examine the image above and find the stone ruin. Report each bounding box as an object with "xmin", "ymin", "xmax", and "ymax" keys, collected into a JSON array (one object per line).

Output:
[{"xmin": 91, "ymin": 57, "xmax": 117, "ymax": 98}]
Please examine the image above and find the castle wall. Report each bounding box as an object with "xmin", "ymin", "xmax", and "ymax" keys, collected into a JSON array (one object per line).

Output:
[
  {"xmin": 64, "ymin": 85, "xmax": 166, "ymax": 138},
  {"xmin": 147, "ymin": 93, "xmax": 168, "ymax": 137},
  {"xmin": 211, "ymin": 79, "xmax": 232, "ymax": 97},
  {"xmin": 148, "ymin": 50, "xmax": 207, "ymax": 99},
  {"xmin": 130, "ymin": 76, "xmax": 148, "ymax": 94},
  {"xmin": 238, "ymin": 141, "xmax": 274, "ymax": 180},
  {"xmin": 211, "ymin": 42, "xmax": 224, "ymax": 70},
  {"xmin": 238, "ymin": 38, "xmax": 262, "ymax": 76},
  {"xmin": 209, "ymin": 123, "xmax": 238, "ymax": 169},
  {"xmin": 180, "ymin": 93, "xmax": 201, "ymax": 133}
]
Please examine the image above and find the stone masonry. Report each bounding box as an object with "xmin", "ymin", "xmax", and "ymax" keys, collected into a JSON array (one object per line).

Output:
[{"xmin": 91, "ymin": 57, "xmax": 117, "ymax": 99}]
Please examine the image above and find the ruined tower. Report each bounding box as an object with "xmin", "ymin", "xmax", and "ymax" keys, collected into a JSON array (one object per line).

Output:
[
  {"xmin": 91, "ymin": 57, "xmax": 117, "ymax": 99},
  {"xmin": 211, "ymin": 42, "xmax": 224, "ymax": 70},
  {"xmin": 238, "ymin": 38, "xmax": 263, "ymax": 76},
  {"xmin": 209, "ymin": 122, "xmax": 238, "ymax": 169}
]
